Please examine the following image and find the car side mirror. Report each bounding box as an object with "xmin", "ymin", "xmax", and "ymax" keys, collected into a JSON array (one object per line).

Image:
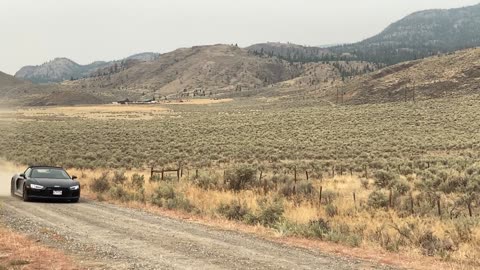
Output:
[
  {"xmin": 19, "ymin": 173, "xmax": 26, "ymax": 178},
  {"xmin": 72, "ymin": 176, "xmax": 78, "ymax": 180}
]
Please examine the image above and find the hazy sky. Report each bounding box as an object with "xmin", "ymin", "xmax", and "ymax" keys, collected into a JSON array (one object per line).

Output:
[{"xmin": 0, "ymin": 0, "xmax": 478, "ymax": 75}]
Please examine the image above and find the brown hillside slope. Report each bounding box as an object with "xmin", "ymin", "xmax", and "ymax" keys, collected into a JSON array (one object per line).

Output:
[
  {"xmin": 65, "ymin": 44, "xmax": 305, "ymax": 98},
  {"xmin": 340, "ymin": 48, "xmax": 480, "ymax": 104}
]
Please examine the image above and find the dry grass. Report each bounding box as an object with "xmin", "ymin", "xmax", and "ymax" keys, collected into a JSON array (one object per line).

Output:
[
  {"xmin": 0, "ymin": 226, "xmax": 80, "ymax": 270},
  {"xmin": 73, "ymin": 167, "xmax": 479, "ymax": 269},
  {"xmin": 16, "ymin": 104, "xmax": 170, "ymax": 120}
]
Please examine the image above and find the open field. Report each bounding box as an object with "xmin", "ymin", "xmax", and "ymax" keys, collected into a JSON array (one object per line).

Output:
[{"xmin": 1, "ymin": 96, "xmax": 480, "ymax": 267}]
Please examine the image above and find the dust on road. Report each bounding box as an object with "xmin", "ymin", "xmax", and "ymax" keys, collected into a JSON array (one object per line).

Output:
[{"xmin": 0, "ymin": 160, "xmax": 18, "ymax": 196}]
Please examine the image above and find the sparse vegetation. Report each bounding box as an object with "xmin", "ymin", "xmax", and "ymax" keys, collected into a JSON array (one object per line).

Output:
[{"xmin": 2, "ymin": 95, "xmax": 480, "ymax": 267}]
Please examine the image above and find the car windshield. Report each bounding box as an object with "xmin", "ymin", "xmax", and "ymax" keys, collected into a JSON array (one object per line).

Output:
[{"xmin": 30, "ymin": 168, "xmax": 70, "ymax": 179}]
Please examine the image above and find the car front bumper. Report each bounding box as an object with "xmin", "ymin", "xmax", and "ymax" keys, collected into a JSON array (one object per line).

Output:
[{"xmin": 27, "ymin": 187, "xmax": 80, "ymax": 200}]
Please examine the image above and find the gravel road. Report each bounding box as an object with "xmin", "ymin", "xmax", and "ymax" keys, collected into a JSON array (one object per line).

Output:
[{"xmin": 0, "ymin": 182, "xmax": 395, "ymax": 269}]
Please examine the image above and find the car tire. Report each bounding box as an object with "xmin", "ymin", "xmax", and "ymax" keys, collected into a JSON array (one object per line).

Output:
[
  {"xmin": 11, "ymin": 179, "xmax": 15, "ymax": 196},
  {"xmin": 22, "ymin": 185, "xmax": 30, "ymax": 202},
  {"xmin": 71, "ymin": 198, "xmax": 79, "ymax": 203}
]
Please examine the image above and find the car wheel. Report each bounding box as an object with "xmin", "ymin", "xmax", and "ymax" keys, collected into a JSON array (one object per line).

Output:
[
  {"xmin": 11, "ymin": 179, "xmax": 15, "ymax": 196},
  {"xmin": 71, "ymin": 198, "xmax": 79, "ymax": 203},
  {"xmin": 22, "ymin": 185, "xmax": 30, "ymax": 202}
]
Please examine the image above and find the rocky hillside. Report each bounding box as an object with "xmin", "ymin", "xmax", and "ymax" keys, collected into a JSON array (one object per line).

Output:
[
  {"xmin": 66, "ymin": 44, "xmax": 307, "ymax": 98},
  {"xmin": 15, "ymin": 53, "xmax": 160, "ymax": 84},
  {"xmin": 332, "ymin": 4, "xmax": 480, "ymax": 65},
  {"xmin": 339, "ymin": 47, "xmax": 480, "ymax": 104}
]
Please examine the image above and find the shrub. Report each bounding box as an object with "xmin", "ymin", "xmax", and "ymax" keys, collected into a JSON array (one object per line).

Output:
[
  {"xmin": 150, "ymin": 174, "xmax": 162, "ymax": 182},
  {"xmin": 151, "ymin": 184, "xmax": 195, "ymax": 212},
  {"xmin": 194, "ymin": 175, "xmax": 219, "ymax": 190},
  {"xmin": 393, "ymin": 179, "xmax": 410, "ymax": 195},
  {"xmin": 256, "ymin": 198, "xmax": 284, "ymax": 227},
  {"xmin": 225, "ymin": 165, "xmax": 257, "ymax": 191},
  {"xmin": 417, "ymin": 231, "xmax": 444, "ymax": 256},
  {"xmin": 131, "ymin": 173, "xmax": 145, "ymax": 190},
  {"xmin": 90, "ymin": 172, "xmax": 110, "ymax": 193},
  {"xmin": 217, "ymin": 200, "xmax": 251, "ymax": 221},
  {"xmin": 322, "ymin": 189, "xmax": 337, "ymax": 204},
  {"xmin": 112, "ymin": 169, "xmax": 127, "ymax": 184},
  {"xmin": 374, "ymin": 170, "xmax": 397, "ymax": 188},
  {"xmin": 305, "ymin": 218, "xmax": 331, "ymax": 239},
  {"xmin": 368, "ymin": 190, "xmax": 389, "ymax": 209},
  {"xmin": 109, "ymin": 185, "xmax": 132, "ymax": 202},
  {"xmin": 360, "ymin": 178, "xmax": 369, "ymax": 189},
  {"xmin": 325, "ymin": 204, "xmax": 338, "ymax": 217}
]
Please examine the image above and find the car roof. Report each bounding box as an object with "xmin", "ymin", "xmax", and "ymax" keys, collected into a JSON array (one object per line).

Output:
[{"xmin": 28, "ymin": 166, "xmax": 65, "ymax": 169}]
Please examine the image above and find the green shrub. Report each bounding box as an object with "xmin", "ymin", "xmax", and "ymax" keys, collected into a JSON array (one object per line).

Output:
[
  {"xmin": 325, "ymin": 204, "xmax": 338, "ymax": 217},
  {"xmin": 256, "ymin": 198, "xmax": 284, "ymax": 227},
  {"xmin": 225, "ymin": 165, "xmax": 257, "ymax": 191},
  {"xmin": 90, "ymin": 172, "xmax": 111, "ymax": 193},
  {"xmin": 195, "ymin": 175, "xmax": 219, "ymax": 190},
  {"xmin": 151, "ymin": 184, "xmax": 195, "ymax": 212},
  {"xmin": 417, "ymin": 231, "xmax": 444, "ymax": 256},
  {"xmin": 109, "ymin": 185, "xmax": 132, "ymax": 202},
  {"xmin": 374, "ymin": 170, "xmax": 397, "ymax": 188},
  {"xmin": 112, "ymin": 169, "xmax": 127, "ymax": 184},
  {"xmin": 368, "ymin": 190, "xmax": 389, "ymax": 209},
  {"xmin": 131, "ymin": 173, "xmax": 145, "ymax": 190},
  {"xmin": 322, "ymin": 189, "xmax": 337, "ymax": 204},
  {"xmin": 305, "ymin": 218, "xmax": 331, "ymax": 239},
  {"xmin": 217, "ymin": 200, "xmax": 251, "ymax": 221},
  {"xmin": 393, "ymin": 179, "xmax": 410, "ymax": 195}
]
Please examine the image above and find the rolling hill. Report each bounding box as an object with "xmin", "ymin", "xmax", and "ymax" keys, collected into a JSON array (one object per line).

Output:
[
  {"xmin": 66, "ymin": 44, "xmax": 306, "ymax": 98},
  {"xmin": 338, "ymin": 47, "xmax": 480, "ymax": 104},
  {"xmin": 15, "ymin": 53, "xmax": 160, "ymax": 84}
]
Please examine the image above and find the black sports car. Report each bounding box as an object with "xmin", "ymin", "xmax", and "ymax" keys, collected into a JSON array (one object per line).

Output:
[{"xmin": 11, "ymin": 166, "xmax": 80, "ymax": 202}]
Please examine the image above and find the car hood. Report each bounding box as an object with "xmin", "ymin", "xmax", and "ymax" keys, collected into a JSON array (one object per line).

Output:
[{"xmin": 30, "ymin": 178, "xmax": 79, "ymax": 188}]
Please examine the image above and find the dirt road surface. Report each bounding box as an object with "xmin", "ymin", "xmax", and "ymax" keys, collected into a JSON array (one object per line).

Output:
[{"xmin": 0, "ymin": 166, "xmax": 395, "ymax": 269}]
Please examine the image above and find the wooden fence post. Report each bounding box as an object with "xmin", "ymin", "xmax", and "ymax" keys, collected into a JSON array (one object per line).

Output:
[
  {"xmin": 151, "ymin": 167, "xmax": 154, "ymax": 179},
  {"xmin": 437, "ymin": 197, "xmax": 442, "ymax": 217},
  {"xmin": 389, "ymin": 189, "xmax": 393, "ymax": 209},
  {"xmin": 306, "ymin": 171, "xmax": 309, "ymax": 181},
  {"xmin": 319, "ymin": 186, "xmax": 323, "ymax": 205},
  {"xmin": 410, "ymin": 192, "xmax": 414, "ymax": 215},
  {"xmin": 263, "ymin": 175, "xmax": 268, "ymax": 195},
  {"xmin": 161, "ymin": 169, "xmax": 164, "ymax": 180},
  {"xmin": 353, "ymin": 192, "xmax": 356, "ymax": 209},
  {"xmin": 468, "ymin": 202, "xmax": 473, "ymax": 217},
  {"xmin": 294, "ymin": 167, "xmax": 297, "ymax": 182},
  {"xmin": 195, "ymin": 169, "xmax": 198, "ymax": 179}
]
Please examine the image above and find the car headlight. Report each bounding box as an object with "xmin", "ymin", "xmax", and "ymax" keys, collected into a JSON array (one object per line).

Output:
[
  {"xmin": 30, "ymin": 184, "xmax": 44, "ymax": 190},
  {"xmin": 70, "ymin": 185, "xmax": 80, "ymax": 191}
]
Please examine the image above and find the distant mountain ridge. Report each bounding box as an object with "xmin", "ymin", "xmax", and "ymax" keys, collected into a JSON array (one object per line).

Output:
[
  {"xmin": 248, "ymin": 4, "xmax": 480, "ymax": 66},
  {"xmin": 331, "ymin": 3, "xmax": 480, "ymax": 64},
  {"xmin": 15, "ymin": 52, "xmax": 160, "ymax": 84},
  {"xmin": 247, "ymin": 42, "xmax": 329, "ymax": 62}
]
